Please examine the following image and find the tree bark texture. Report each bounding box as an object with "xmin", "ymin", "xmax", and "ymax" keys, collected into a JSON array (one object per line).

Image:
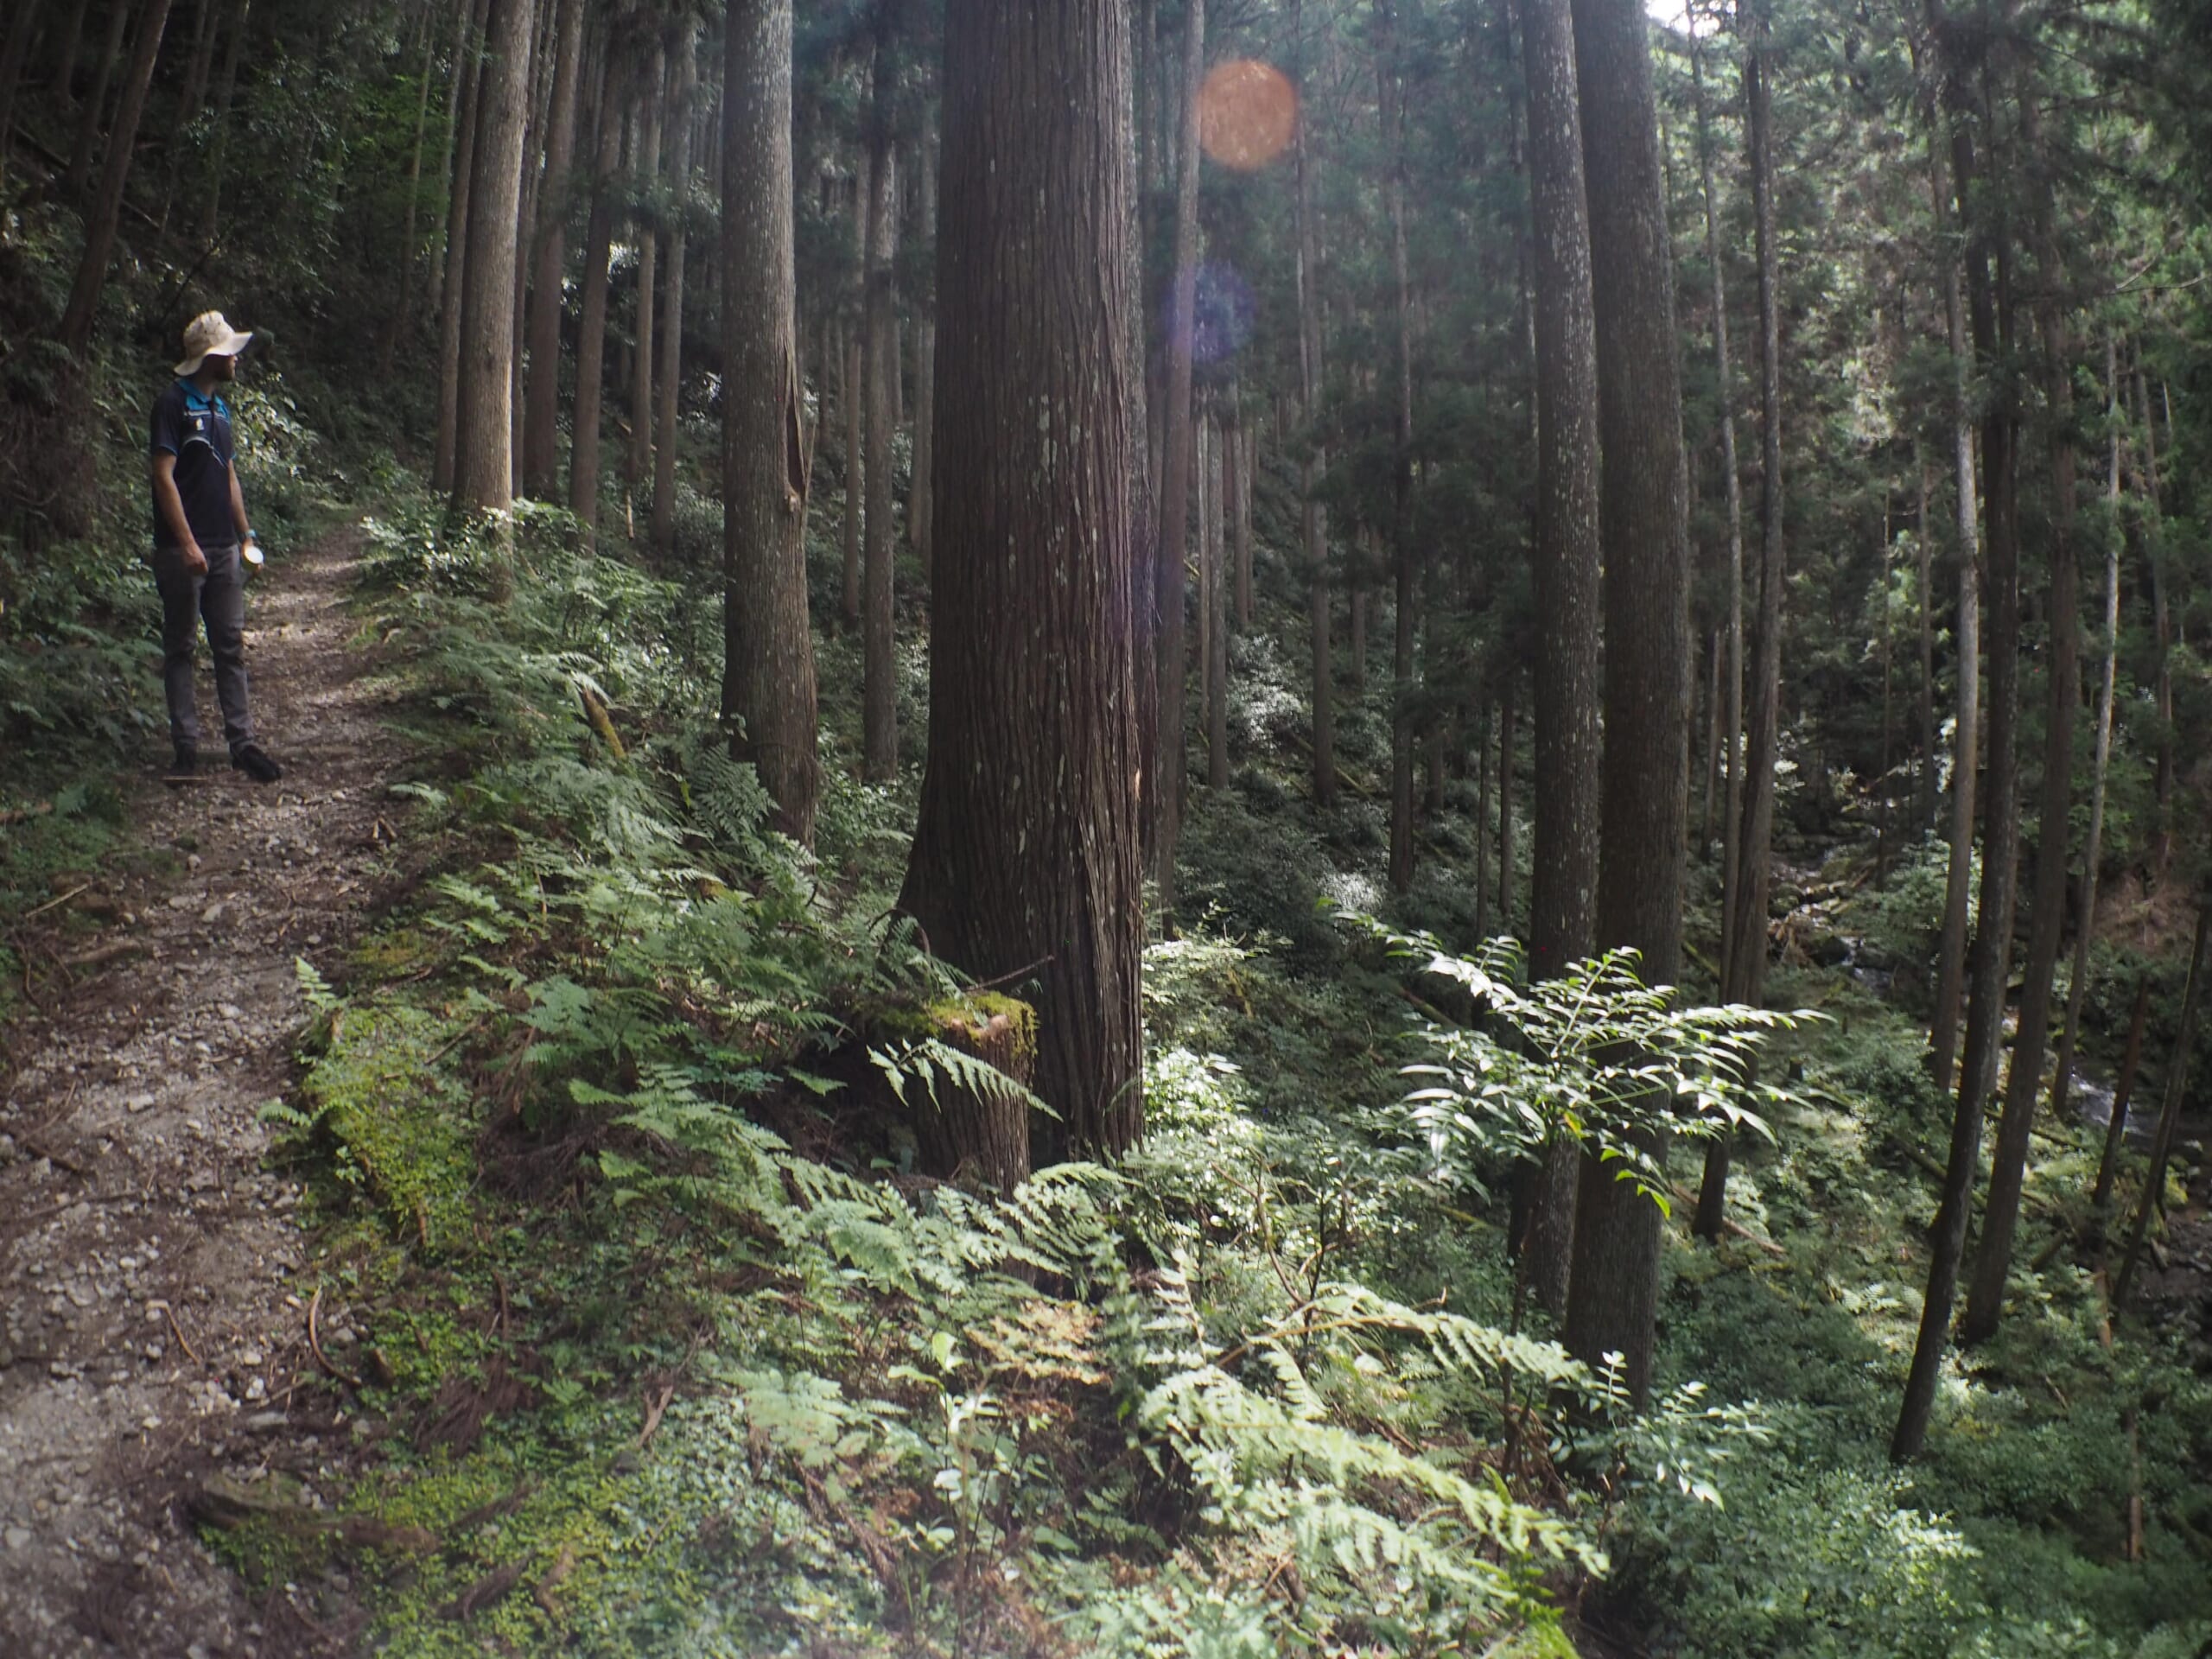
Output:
[
  {"xmin": 842, "ymin": 323, "xmax": 862, "ymax": 626},
  {"xmin": 1697, "ymin": 0, "xmax": 1783, "ymax": 1239},
  {"xmin": 652, "ymin": 22, "xmax": 696, "ymax": 553},
  {"xmin": 899, "ymin": 0, "xmax": 1143, "ymax": 1165},
  {"xmin": 156, "ymin": 0, "xmax": 215, "ymax": 226},
  {"xmin": 194, "ymin": 0, "xmax": 248, "ymax": 244},
  {"xmin": 861, "ymin": 26, "xmax": 900, "ymax": 782},
  {"xmin": 1563, "ymin": 0, "xmax": 1693, "ymax": 1409},
  {"xmin": 1154, "ymin": 0, "xmax": 1203, "ymax": 916},
  {"xmin": 0, "ymin": 0, "xmax": 47, "ymax": 191},
  {"xmin": 1206, "ymin": 408, "xmax": 1230, "ymax": 787},
  {"xmin": 378, "ymin": 9, "xmax": 442, "ymax": 373},
  {"xmin": 520, "ymin": 0, "xmax": 583, "ymax": 499},
  {"xmin": 1516, "ymin": 0, "xmax": 1602, "ymax": 1319},
  {"xmin": 450, "ymin": 0, "xmax": 537, "ymax": 516},
  {"xmin": 721, "ymin": 0, "xmax": 820, "ymax": 846},
  {"xmin": 60, "ymin": 0, "xmax": 174, "ymax": 353}
]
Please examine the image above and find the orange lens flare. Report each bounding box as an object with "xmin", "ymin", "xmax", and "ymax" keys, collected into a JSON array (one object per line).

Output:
[{"xmin": 1198, "ymin": 59, "xmax": 1298, "ymax": 172}]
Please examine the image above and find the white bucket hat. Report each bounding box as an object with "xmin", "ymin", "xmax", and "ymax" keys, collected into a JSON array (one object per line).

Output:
[{"xmin": 174, "ymin": 309, "xmax": 254, "ymax": 376}]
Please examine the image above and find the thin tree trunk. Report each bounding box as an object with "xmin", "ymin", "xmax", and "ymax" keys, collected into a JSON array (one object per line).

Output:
[
  {"xmin": 910, "ymin": 111, "xmax": 938, "ymax": 575},
  {"xmin": 842, "ymin": 321, "xmax": 862, "ymax": 626},
  {"xmin": 2091, "ymin": 977, "xmax": 2152, "ymax": 1213},
  {"xmin": 1475, "ymin": 691, "xmax": 1494, "ymax": 938},
  {"xmin": 1207, "ymin": 407, "xmax": 1230, "ymax": 787},
  {"xmin": 156, "ymin": 0, "xmax": 214, "ymax": 228},
  {"xmin": 67, "ymin": 0, "xmax": 133, "ymax": 210},
  {"xmin": 1154, "ymin": 0, "xmax": 1204, "ymax": 915},
  {"xmin": 433, "ymin": 0, "xmax": 492, "ymax": 493},
  {"xmin": 1927, "ymin": 104, "xmax": 1980, "ymax": 1098},
  {"xmin": 2136, "ymin": 366, "xmax": 2173, "ymax": 877},
  {"xmin": 2113, "ymin": 897, "xmax": 2212, "ymax": 1311},
  {"xmin": 899, "ymin": 0, "xmax": 1142, "ymax": 1164},
  {"xmin": 1695, "ymin": 0, "xmax": 1783, "ymax": 1240},
  {"xmin": 423, "ymin": 0, "xmax": 471, "ymax": 328},
  {"xmin": 625, "ymin": 44, "xmax": 664, "ymax": 499},
  {"xmin": 450, "ymin": 0, "xmax": 537, "ymax": 519},
  {"xmin": 1294, "ymin": 0, "xmax": 1333, "ymax": 810},
  {"xmin": 1961, "ymin": 78, "xmax": 2081, "ymax": 1347},
  {"xmin": 1878, "ymin": 509, "xmax": 1896, "ymax": 884},
  {"xmin": 651, "ymin": 22, "xmax": 696, "ymax": 552},
  {"xmin": 519, "ymin": 0, "xmax": 583, "ymax": 498},
  {"xmin": 1895, "ymin": 70, "xmax": 2020, "ymax": 1465},
  {"xmin": 0, "ymin": 0, "xmax": 48, "ymax": 194},
  {"xmin": 60, "ymin": 0, "xmax": 173, "ymax": 353},
  {"xmin": 1383, "ymin": 0, "xmax": 1418, "ymax": 893},
  {"xmin": 2051, "ymin": 337, "xmax": 2127, "ymax": 1123},
  {"xmin": 1349, "ymin": 582, "xmax": 1368, "ymax": 697},
  {"xmin": 1688, "ymin": 5, "xmax": 1746, "ymax": 979},
  {"xmin": 1700, "ymin": 628, "xmax": 1722, "ymax": 855},
  {"xmin": 1498, "ymin": 669, "xmax": 1517, "ymax": 934},
  {"xmin": 1563, "ymin": 0, "xmax": 1693, "ymax": 1409},
  {"xmin": 569, "ymin": 44, "xmax": 624, "ymax": 534},
  {"xmin": 721, "ymin": 0, "xmax": 819, "ymax": 845},
  {"xmin": 1916, "ymin": 448, "xmax": 1937, "ymax": 832},
  {"xmin": 379, "ymin": 8, "xmax": 442, "ymax": 374},
  {"xmin": 1230, "ymin": 401, "xmax": 1252, "ymax": 629},
  {"xmin": 1516, "ymin": 0, "xmax": 1603, "ymax": 1320},
  {"xmin": 861, "ymin": 29, "xmax": 899, "ymax": 782},
  {"xmin": 50, "ymin": 2, "xmax": 89, "ymax": 110}
]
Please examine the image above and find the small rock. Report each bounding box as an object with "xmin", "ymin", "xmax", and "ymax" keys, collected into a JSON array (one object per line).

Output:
[
  {"xmin": 238, "ymin": 1347, "xmax": 264, "ymax": 1367},
  {"xmin": 217, "ymin": 1003, "xmax": 244, "ymax": 1021},
  {"xmin": 200, "ymin": 903, "xmax": 229, "ymax": 925},
  {"xmin": 242, "ymin": 1411, "xmax": 289, "ymax": 1431},
  {"xmin": 127, "ymin": 1094, "xmax": 156, "ymax": 1113},
  {"xmin": 3, "ymin": 1527, "xmax": 29, "ymax": 1550}
]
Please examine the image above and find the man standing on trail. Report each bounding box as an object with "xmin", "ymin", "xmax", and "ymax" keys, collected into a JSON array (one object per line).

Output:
[{"xmin": 150, "ymin": 310, "xmax": 283, "ymax": 783}]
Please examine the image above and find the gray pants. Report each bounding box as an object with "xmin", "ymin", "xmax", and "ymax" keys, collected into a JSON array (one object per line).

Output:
[{"xmin": 154, "ymin": 542, "xmax": 254, "ymax": 753}]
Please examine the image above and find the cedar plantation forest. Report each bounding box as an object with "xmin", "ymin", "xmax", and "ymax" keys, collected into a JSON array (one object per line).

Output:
[{"xmin": 0, "ymin": 0, "xmax": 2210, "ymax": 1652}]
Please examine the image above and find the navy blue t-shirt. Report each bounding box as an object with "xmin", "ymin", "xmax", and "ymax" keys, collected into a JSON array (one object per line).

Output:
[{"xmin": 149, "ymin": 379, "xmax": 238, "ymax": 550}]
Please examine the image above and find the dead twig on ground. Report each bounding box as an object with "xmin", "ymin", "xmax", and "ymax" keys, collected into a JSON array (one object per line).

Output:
[{"xmin": 307, "ymin": 1287, "xmax": 362, "ymax": 1389}]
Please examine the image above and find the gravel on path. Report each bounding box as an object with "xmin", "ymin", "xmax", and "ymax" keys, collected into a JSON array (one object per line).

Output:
[{"xmin": 2, "ymin": 528, "xmax": 399, "ymax": 1657}]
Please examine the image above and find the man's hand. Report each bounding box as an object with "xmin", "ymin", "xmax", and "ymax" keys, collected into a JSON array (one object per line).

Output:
[{"xmin": 182, "ymin": 543, "xmax": 208, "ymax": 575}]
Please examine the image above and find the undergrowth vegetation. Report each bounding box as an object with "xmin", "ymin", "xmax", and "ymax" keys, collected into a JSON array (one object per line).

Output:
[{"xmin": 222, "ymin": 472, "xmax": 2212, "ymax": 1659}]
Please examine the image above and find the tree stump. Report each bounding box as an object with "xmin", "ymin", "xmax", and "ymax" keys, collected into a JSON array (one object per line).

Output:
[{"xmin": 890, "ymin": 994, "xmax": 1035, "ymax": 1192}]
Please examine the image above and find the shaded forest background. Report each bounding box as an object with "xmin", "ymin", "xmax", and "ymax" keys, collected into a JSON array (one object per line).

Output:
[{"xmin": 4, "ymin": 0, "xmax": 2212, "ymax": 1651}]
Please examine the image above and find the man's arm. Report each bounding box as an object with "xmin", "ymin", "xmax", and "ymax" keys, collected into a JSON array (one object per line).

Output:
[
  {"xmin": 150, "ymin": 454, "xmax": 207, "ymax": 574},
  {"xmin": 228, "ymin": 461, "xmax": 251, "ymax": 544}
]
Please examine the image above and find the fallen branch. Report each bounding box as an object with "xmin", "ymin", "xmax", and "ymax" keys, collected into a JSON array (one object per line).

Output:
[
  {"xmin": 22, "ymin": 884, "xmax": 86, "ymax": 918},
  {"xmin": 307, "ymin": 1286, "xmax": 363, "ymax": 1389},
  {"xmin": 62, "ymin": 938, "xmax": 143, "ymax": 970},
  {"xmin": 162, "ymin": 1304, "xmax": 205, "ymax": 1366}
]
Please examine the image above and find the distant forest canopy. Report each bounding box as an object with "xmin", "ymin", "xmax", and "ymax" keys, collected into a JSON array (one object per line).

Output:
[{"xmin": 3, "ymin": 0, "xmax": 2212, "ymax": 1649}]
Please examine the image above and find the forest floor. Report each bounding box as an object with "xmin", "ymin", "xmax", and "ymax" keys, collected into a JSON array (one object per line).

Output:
[{"xmin": 0, "ymin": 530, "xmax": 389, "ymax": 1658}]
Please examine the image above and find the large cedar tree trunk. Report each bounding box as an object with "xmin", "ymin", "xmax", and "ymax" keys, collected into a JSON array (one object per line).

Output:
[
  {"xmin": 450, "ymin": 0, "xmax": 537, "ymax": 516},
  {"xmin": 721, "ymin": 0, "xmax": 821, "ymax": 846},
  {"xmin": 861, "ymin": 24, "xmax": 899, "ymax": 781},
  {"xmin": 910, "ymin": 113, "xmax": 938, "ymax": 575},
  {"xmin": 60, "ymin": 0, "xmax": 174, "ymax": 353},
  {"xmin": 899, "ymin": 0, "xmax": 1143, "ymax": 1165},
  {"xmin": 520, "ymin": 0, "xmax": 584, "ymax": 499},
  {"xmin": 1562, "ymin": 0, "xmax": 1693, "ymax": 1410},
  {"xmin": 1515, "ymin": 0, "xmax": 1603, "ymax": 1319}
]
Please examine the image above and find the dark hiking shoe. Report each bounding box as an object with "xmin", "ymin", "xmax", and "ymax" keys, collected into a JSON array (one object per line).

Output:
[
  {"xmin": 171, "ymin": 743, "xmax": 197, "ymax": 775},
  {"xmin": 231, "ymin": 743, "xmax": 283, "ymax": 784}
]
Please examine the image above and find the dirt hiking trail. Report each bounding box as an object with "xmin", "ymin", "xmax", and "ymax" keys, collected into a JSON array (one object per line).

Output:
[{"xmin": 2, "ymin": 530, "xmax": 392, "ymax": 1657}]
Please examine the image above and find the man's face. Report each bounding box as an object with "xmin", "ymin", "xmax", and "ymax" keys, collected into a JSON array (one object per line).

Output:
[{"xmin": 206, "ymin": 353, "xmax": 237, "ymax": 381}]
